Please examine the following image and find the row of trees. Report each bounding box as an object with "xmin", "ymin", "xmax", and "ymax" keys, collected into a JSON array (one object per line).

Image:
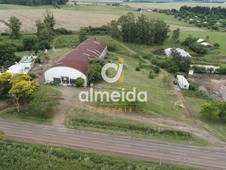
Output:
[
  {"xmin": 108, "ymin": 13, "xmax": 170, "ymax": 45},
  {"xmin": 158, "ymin": 6, "xmax": 226, "ymax": 31},
  {"xmin": 0, "ymin": 0, "xmax": 68, "ymax": 6},
  {"xmin": 180, "ymin": 6, "xmax": 226, "ymax": 17}
]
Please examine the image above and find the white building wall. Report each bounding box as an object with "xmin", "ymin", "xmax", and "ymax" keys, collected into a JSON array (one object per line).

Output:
[
  {"xmin": 99, "ymin": 46, "xmax": 108, "ymax": 58},
  {"xmin": 44, "ymin": 66, "xmax": 87, "ymax": 86}
]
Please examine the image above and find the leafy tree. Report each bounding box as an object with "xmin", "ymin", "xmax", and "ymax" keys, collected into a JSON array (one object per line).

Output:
[
  {"xmin": 109, "ymin": 13, "xmax": 169, "ymax": 46},
  {"xmin": 35, "ymin": 10, "xmax": 55, "ymax": 50},
  {"xmin": 78, "ymin": 27, "xmax": 87, "ymax": 43},
  {"xmin": 22, "ymin": 36, "xmax": 38, "ymax": 51},
  {"xmin": 9, "ymin": 74, "xmax": 38, "ymax": 112},
  {"xmin": 28, "ymin": 86, "xmax": 60, "ymax": 118},
  {"xmin": 75, "ymin": 77, "xmax": 85, "ymax": 87},
  {"xmin": 153, "ymin": 19, "xmax": 170, "ymax": 45},
  {"xmin": 87, "ymin": 63, "xmax": 102, "ymax": 84},
  {"xmin": 200, "ymin": 101, "xmax": 226, "ymax": 122},
  {"xmin": 5, "ymin": 17, "xmax": 22, "ymax": 38},
  {"xmin": 171, "ymin": 50, "xmax": 191, "ymax": 73},
  {"xmin": 118, "ymin": 12, "xmax": 136, "ymax": 43},
  {"xmin": 108, "ymin": 20, "xmax": 121, "ymax": 39},
  {"xmin": 10, "ymin": 73, "xmax": 31, "ymax": 86},
  {"xmin": 171, "ymin": 28, "xmax": 180, "ymax": 42},
  {"xmin": 0, "ymin": 43, "xmax": 17, "ymax": 68},
  {"xmin": 0, "ymin": 72, "xmax": 12, "ymax": 98},
  {"xmin": 43, "ymin": 10, "xmax": 56, "ymax": 30}
]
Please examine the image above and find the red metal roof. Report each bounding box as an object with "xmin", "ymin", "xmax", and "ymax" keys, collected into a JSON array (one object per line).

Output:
[{"xmin": 53, "ymin": 39, "xmax": 107, "ymax": 75}]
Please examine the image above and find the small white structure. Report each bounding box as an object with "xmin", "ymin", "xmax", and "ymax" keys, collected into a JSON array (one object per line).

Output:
[
  {"xmin": 176, "ymin": 75, "xmax": 189, "ymax": 90},
  {"xmin": 164, "ymin": 48, "xmax": 191, "ymax": 58},
  {"xmin": 197, "ymin": 38, "xmax": 205, "ymax": 43},
  {"xmin": 44, "ymin": 39, "xmax": 107, "ymax": 86},
  {"xmin": 197, "ymin": 38, "xmax": 212, "ymax": 47},
  {"xmin": 6, "ymin": 55, "xmax": 34, "ymax": 75},
  {"xmin": 188, "ymin": 70, "xmax": 194, "ymax": 76}
]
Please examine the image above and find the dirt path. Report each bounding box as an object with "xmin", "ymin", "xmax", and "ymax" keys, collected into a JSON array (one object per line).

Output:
[{"xmin": 53, "ymin": 86, "xmax": 78, "ymax": 127}]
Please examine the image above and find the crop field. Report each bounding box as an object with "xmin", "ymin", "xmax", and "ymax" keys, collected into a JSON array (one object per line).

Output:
[
  {"xmin": 123, "ymin": 2, "xmax": 226, "ymax": 10},
  {"xmin": 0, "ymin": 4, "xmax": 206, "ymax": 32},
  {"xmin": 0, "ymin": 9, "xmax": 118, "ymax": 32}
]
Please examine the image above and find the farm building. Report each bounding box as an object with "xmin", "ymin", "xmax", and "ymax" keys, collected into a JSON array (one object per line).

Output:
[
  {"xmin": 197, "ymin": 38, "xmax": 212, "ymax": 48},
  {"xmin": 164, "ymin": 48, "xmax": 191, "ymax": 57},
  {"xmin": 6, "ymin": 55, "xmax": 35, "ymax": 75},
  {"xmin": 44, "ymin": 39, "xmax": 107, "ymax": 86},
  {"xmin": 176, "ymin": 75, "xmax": 190, "ymax": 90}
]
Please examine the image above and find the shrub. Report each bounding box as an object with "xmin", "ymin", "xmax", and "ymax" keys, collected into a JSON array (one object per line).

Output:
[
  {"xmin": 0, "ymin": 130, "xmax": 6, "ymax": 140},
  {"xmin": 189, "ymin": 43, "xmax": 208, "ymax": 54},
  {"xmin": 135, "ymin": 66, "xmax": 140, "ymax": 71},
  {"xmin": 55, "ymin": 27, "xmax": 73, "ymax": 35},
  {"xmin": 22, "ymin": 37, "xmax": 38, "ymax": 51},
  {"xmin": 16, "ymin": 44, "xmax": 25, "ymax": 51},
  {"xmin": 153, "ymin": 66, "xmax": 160, "ymax": 74},
  {"xmin": 76, "ymin": 77, "xmax": 85, "ymax": 87},
  {"xmin": 28, "ymin": 73, "xmax": 37, "ymax": 80},
  {"xmin": 108, "ymin": 42, "xmax": 117, "ymax": 52},
  {"xmin": 34, "ymin": 57, "xmax": 41, "ymax": 64},
  {"xmin": 148, "ymin": 71, "xmax": 155, "ymax": 79}
]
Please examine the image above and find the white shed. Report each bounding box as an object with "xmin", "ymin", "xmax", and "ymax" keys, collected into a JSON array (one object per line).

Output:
[
  {"xmin": 176, "ymin": 75, "xmax": 189, "ymax": 90},
  {"xmin": 44, "ymin": 39, "xmax": 107, "ymax": 86}
]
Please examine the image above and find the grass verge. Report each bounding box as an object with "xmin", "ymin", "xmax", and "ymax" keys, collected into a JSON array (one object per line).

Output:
[
  {"xmin": 65, "ymin": 108, "xmax": 208, "ymax": 146},
  {"xmin": 0, "ymin": 108, "xmax": 52, "ymax": 125},
  {"xmin": 0, "ymin": 140, "xmax": 198, "ymax": 170}
]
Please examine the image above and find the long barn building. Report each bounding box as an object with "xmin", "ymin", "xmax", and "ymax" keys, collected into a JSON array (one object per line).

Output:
[{"xmin": 44, "ymin": 39, "xmax": 107, "ymax": 86}]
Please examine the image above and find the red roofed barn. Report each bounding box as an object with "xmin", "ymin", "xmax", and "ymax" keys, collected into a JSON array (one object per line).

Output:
[{"xmin": 44, "ymin": 39, "xmax": 107, "ymax": 86}]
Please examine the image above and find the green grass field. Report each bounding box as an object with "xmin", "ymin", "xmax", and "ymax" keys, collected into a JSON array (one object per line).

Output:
[
  {"xmin": 184, "ymin": 96, "xmax": 226, "ymax": 141},
  {"xmin": 0, "ymin": 141, "xmax": 198, "ymax": 170},
  {"xmin": 65, "ymin": 107, "xmax": 208, "ymax": 145},
  {"xmin": 179, "ymin": 31, "xmax": 226, "ymax": 63},
  {"xmin": 0, "ymin": 108, "xmax": 53, "ymax": 125}
]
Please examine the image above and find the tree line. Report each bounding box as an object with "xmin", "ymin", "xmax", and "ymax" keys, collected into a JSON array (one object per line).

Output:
[
  {"xmin": 180, "ymin": 5, "xmax": 226, "ymax": 17},
  {"xmin": 108, "ymin": 13, "xmax": 170, "ymax": 45},
  {"xmin": 0, "ymin": 0, "xmax": 68, "ymax": 6},
  {"xmin": 157, "ymin": 6, "xmax": 226, "ymax": 30}
]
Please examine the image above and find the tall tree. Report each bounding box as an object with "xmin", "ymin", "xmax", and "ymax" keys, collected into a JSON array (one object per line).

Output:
[
  {"xmin": 5, "ymin": 17, "xmax": 22, "ymax": 38},
  {"xmin": 9, "ymin": 74, "xmax": 38, "ymax": 112},
  {"xmin": 43, "ymin": 10, "xmax": 56, "ymax": 30},
  {"xmin": 78, "ymin": 27, "xmax": 87, "ymax": 43},
  {"xmin": 0, "ymin": 72, "xmax": 12, "ymax": 98},
  {"xmin": 0, "ymin": 43, "xmax": 17, "ymax": 68},
  {"xmin": 171, "ymin": 28, "xmax": 180, "ymax": 42}
]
